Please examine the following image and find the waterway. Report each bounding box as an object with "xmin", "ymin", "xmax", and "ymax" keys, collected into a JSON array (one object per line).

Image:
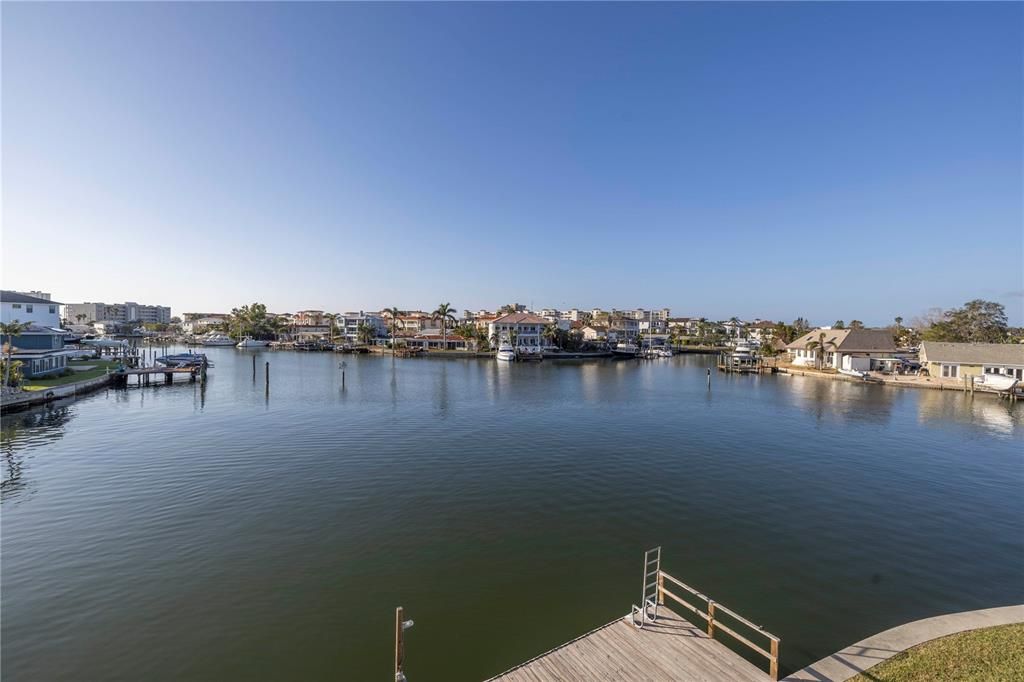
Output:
[{"xmin": 2, "ymin": 349, "xmax": 1021, "ymax": 680}]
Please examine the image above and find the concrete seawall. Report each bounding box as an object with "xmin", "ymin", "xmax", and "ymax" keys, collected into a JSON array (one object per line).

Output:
[
  {"xmin": 0, "ymin": 373, "xmax": 112, "ymax": 413},
  {"xmin": 784, "ymin": 604, "xmax": 1024, "ymax": 681}
]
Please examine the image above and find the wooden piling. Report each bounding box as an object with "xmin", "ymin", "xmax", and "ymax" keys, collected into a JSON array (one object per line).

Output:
[
  {"xmin": 395, "ymin": 606, "xmax": 405, "ymax": 680},
  {"xmin": 265, "ymin": 361, "xmax": 270, "ymax": 394},
  {"xmin": 252, "ymin": 355, "xmax": 256, "ymax": 381},
  {"xmin": 707, "ymin": 368, "xmax": 711, "ymax": 389},
  {"xmin": 707, "ymin": 601, "xmax": 716, "ymax": 638}
]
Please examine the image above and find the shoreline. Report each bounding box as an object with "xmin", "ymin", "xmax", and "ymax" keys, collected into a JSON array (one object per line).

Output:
[
  {"xmin": 0, "ymin": 373, "xmax": 112, "ymax": 413},
  {"xmin": 784, "ymin": 604, "xmax": 1024, "ymax": 681},
  {"xmin": 779, "ymin": 364, "xmax": 1017, "ymax": 399}
]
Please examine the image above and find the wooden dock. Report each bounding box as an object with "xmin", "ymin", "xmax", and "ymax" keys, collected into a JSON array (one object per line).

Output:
[
  {"xmin": 110, "ymin": 365, "xmax": 203, "ymax": 387},
  {"xmin": 487, "ymin": 607, "xmax": 768, "ymax": 681},
  {"xmin": 395, "ymin": 547, "xmax": 780, "ymax": 682}
]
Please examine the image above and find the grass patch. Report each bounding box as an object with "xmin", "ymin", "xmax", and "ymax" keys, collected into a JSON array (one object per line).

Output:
[
  {"xmin": 851, "ymin": 623, "xmax": 1024, "ymax": 681},
  {"xmin": 22, "ymin": 360, "xmax": 119, "ymax": 391}
]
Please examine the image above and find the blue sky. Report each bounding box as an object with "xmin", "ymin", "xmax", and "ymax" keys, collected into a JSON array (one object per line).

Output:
[{"xmin": 3, "ymin": 2, "xmax": 1021, "ymax": 325}]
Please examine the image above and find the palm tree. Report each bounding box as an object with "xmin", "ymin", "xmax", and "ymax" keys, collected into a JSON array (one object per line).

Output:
[
  {"xmin": 356, "ymin": 321, "xmax": 375, "ymax": 345},
  {"xmin": 384, "ymin": 307, "xmax": 403, "ymax": 352},
  {"xmin": 75, "ymin": 313, "xmax": 87, "ymax": 325},
  {"xmin": 1, "ymin": 320, "xmax": 30, "ymax": 388},
  {"xmin": 432, "ymin": 302, "xmax": 457, "ymax": 351},
  {"xmin": 325, "ymin": 313, "xmax": 338, "ymax": 344},
  {"xmin": 542, "ymin": 323, "xmax": 560, "ymax": 349},
  {"xmin": 805, "ymin": 331, "xmax": 838, "ymax": 371}
]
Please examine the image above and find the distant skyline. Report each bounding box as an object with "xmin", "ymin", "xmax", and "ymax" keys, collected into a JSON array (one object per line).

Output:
[{"xmin": 3, "ymin": 2, "xmax": 1022, "ymax": 325}]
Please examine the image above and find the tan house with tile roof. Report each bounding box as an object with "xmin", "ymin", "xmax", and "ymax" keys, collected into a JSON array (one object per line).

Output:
[
  {"xmin": 787, "ymin": 328, "xmax": 897, "ymax": 371},
  {"xmin": 487, "ymin": 313, "xmax": 549, "ymax": 348}
]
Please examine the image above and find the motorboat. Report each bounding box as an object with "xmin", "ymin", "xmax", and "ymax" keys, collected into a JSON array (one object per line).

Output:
[
  {"xmin": 839, "ymin": 368, "xmax": 869, "ymax": 379},
  {"xmin": 156, "ymin": 353, "xmax": 211, "ymax": 368},
  {"xmin": 655, "ymin": 348, "xmax": 673, "ymax": 358},
  {"xmin": 202, "ymin": 333, "xmax": 236, "ymax": 346},
  {"xmin": 236, "ymin": 336, "xmax": 270, "ymax": 349},
  {"xmin": 496, "ymin": 342, "xmax": 516, "ymax": 362},
  {"xmin": 976, "ymin": 373, "xmax": 1019, "ymax": 391},
  {"xmin": 80, "ymin": 337, "xmax": 129, "ymax": 348},
  {"xmin": 611, "ymin": 342, "xmax": 639, "ymax": 358}
]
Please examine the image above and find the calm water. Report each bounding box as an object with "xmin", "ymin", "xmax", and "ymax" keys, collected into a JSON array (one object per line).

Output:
[{"xmin": 2, "ymin": 349, "xmax": 1022, "ymax": 681}]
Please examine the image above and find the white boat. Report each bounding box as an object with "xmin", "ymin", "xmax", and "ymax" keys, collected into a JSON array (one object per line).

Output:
[
  {"xmin": 839, "ymin": 368, "xmax": 868, "ymax": 379},
  {"xmin": 236, "ymin": 336, "xmax": 270, "ymax": 348},
  {"xmin": 656, "ymin": 348, "xmax": 673, "ymax": 358},
  {"xmin": 80, "ymin": 337, "xmax": 128, "ymax": 348},
  {"xmin": 496, "ymin": 342, "xmax": 516, "ymax": 362},
  {"xmin": 202, "ymin": 333, "xmax": 236, "ymax": 346},
  {"xmin": 611, "ymin": 342, "xmax": 639, "ymax": 357},
  {"xmin": 976, "ymin": 373, "xmax": 1019, "ymax": 391},
  {"xmin": 731, "ymin": 341, "xmax": 757, "ymax": 357}
]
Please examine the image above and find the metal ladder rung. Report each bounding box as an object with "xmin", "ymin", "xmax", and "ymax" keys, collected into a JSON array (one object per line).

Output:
[{"xmin": 645, "ymin": 569, "xmax": 659, "ymax": 579}]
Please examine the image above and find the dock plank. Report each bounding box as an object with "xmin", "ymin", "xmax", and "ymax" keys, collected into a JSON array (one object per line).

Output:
[{"xmin": 488, "ymin": 607, "xmax": 768, "ymax": 682}]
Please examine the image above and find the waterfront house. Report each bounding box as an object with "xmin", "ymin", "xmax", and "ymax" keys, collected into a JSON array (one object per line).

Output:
[
  {"xmin": 405, "ymin": 333, "xmax": 471, "ymax": 351},
  {"xmin": 787, "ymin": 328, "xmax": 897, "ymax": 371},
  {"xmin": 337, "ymin": 311, "xmax": 386, "ymax": 342},
  {"xmin": 181, "ymin": 314, "xmax": 230, "ymax": 334},
  {"xmin": 487, "ymin": 313, "xmax": 548, "ymax": 348},
  {"xmin": 919, "ymin": 342, "xmax": 1024, "ymax": 380},
  {"xmin": 580, "ymin": 325, "xmax": 608, "ymax": 342},
  {"xmin": 2, "ymin": 324, "xmax": 74, "ymax": 378},
  {"xmin": 1, "ymin": 290, "xmax": 62, "ymax": 328},
  {"xmin": 746, "ymin": 320, "xmax": 777, "ymax": 345}
]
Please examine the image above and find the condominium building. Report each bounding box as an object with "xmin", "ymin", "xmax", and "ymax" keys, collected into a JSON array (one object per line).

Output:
[{"xmin": 63, "ymin": 301, "xmax": 171, "ymax": 325}]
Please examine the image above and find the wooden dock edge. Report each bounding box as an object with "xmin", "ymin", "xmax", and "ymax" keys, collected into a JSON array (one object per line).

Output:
[{"xmin": 482, "ymin": 615, "xmax": 625, "ymax": 681}]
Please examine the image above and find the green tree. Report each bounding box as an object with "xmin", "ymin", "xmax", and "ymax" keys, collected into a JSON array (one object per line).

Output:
[
  {"xmin": 849, "ymin": 320, "xmax": 864, "ymax": 330},
  {"xmin": 1, "ymin": 320, "xmax": 30, "ymax": 388},
  {"xmin": 922, "ymin": 300, "xmax": 1009, "ymax": 343},
  {"xmin": 833, "ymin": 320, "xmax": 845, "ymax": 329},
  {"xmin": 805, "ymin": 331, "xmax": 838, "ymax": 371},
  {"xmin": 432, "ymin": 303, "xmax": 457, "ymax": 351},
  {"xmin": 542, "ymin": 323, "xmax": 561, "ymax": 349},
  {"xmin": 356, "ymin": 321, "xmax": 375, "ymax": 345}
]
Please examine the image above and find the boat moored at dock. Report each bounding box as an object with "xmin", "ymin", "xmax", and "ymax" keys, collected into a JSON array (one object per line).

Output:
[{"xmin": 236, "ymin": 336, "xmax": 270, "ymax": 349}]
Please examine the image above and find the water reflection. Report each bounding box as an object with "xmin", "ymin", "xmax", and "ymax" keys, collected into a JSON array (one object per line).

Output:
[
  {"xmin": 916, "ymin": 389, "xmax": 1021, "ymax": 437},
  {"xmin": 787, "ymin": 376, "xmax": 897, "ymax": 425},
  {"xmin": 1, "ymin": 404, "xmax": 74, "ymax": 499}
]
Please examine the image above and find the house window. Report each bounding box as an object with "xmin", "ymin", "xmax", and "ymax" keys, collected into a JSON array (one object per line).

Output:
[
  {"xmin": 49, "ymin": 305, "xmax": 56, "ymax": 314},
  {"xmin": 26, "ymin": 304, "xmax": 33, "ymax": 313},
  {"xmin": 941, "ymin": 364, "xmax": 959, "ymax": 379},
  {"xmin": 12, "ymin": 303, "xmax": 21, "ymax": 309}
]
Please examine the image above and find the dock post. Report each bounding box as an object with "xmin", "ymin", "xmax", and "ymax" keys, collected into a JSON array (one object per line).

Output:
[
  {"xmin": 395, "ymin": 606, "xmax": 413, "ymax": 681},
  {"xmin": 707, "ymin": 601, "xmax": 716, "ymax": 638},
  {"xmin": 707, "ymin": 368, "xmax": 711, "ymax": 389},
  {"xmin": 253, "ymin": 355, "xmax": 256, "ymax": 382},
  {"xmin": 265, "ymin": 361, "xmax": 270, "ymax": 395},
  {"xmin": 770, "ymin": 639, "xmax": 779, "ymax": 681}
]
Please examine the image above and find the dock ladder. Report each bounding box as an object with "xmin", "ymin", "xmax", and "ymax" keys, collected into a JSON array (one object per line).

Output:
[{"xmin": 630, "ymin": 546, "xmax": 661, "ymax": 628}]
